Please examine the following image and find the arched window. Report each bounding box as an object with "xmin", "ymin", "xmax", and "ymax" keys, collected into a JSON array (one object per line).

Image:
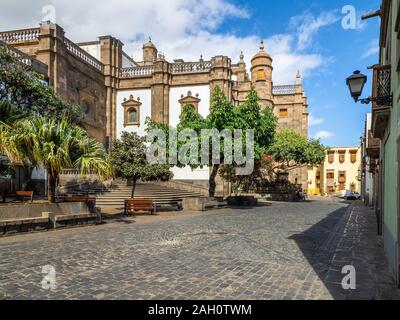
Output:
[
  {"xmin": 80, "ymin": 99, "xmax": 91, "ymax": 115},
  {"xmin": 122, "ymin": 95, "xmax": 141, "ymax": 126},
  {"xmin": 257, "ymin": 69, "xmax": 266, "ymax": 81},
  {"xmin": 179, "ymin": 91, "xmax": 201, "ymax": 113},
  {"xmin": 128, "ymin": 108, "xmax": 138, "ymax": 123},
  {"xmin": 185, "ymin": 104, "xmax": 196, "ymax": 111}
]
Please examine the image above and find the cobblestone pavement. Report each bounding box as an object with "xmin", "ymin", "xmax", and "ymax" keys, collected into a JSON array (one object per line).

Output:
[{"xmin": 0, "ymin": 198, "xmax": 399, "ymax": 300}]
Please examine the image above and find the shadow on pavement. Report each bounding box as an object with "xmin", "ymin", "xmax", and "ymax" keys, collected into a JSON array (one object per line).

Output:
[{"xmin": 289, "ymin": 202, "xmax": 400, "ymax": 300}]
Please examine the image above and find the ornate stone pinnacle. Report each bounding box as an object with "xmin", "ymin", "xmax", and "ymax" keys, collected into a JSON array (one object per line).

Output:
[
  {"xmin": 240, "ymin": 51, "xmax": 244, "ymax": 61},
  {"xmin": 259, "ymin": 40, "xmax": 265, "ymax": 52}
]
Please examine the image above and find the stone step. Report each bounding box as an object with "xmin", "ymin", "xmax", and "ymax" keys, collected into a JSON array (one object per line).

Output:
[{"xmin": 66, "ymin": 181, "xmax": 204, "ymax": 211}]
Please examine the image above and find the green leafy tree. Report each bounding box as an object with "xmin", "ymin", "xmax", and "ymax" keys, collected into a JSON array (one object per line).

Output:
[
  {"xmin": 0, "ymin": 47, "xmax": 81, "ymax": 123},
  {"xmin": 110, "ymin": 132, "xmax": 173, "ymax": 198},
  {"xmin": 0, "ymin": 153, "xmax": 14, "ymax": 177},
  {"xmin": 147, "ymin": 87, "xmax": 277, "ymax": 197},
  {"xmin": 0, "ymin": 117, "xmax": 111, "ymax": 202},
  {"xmin": 268, "ymin": 129, "xmax": 326, "ymax": 173}
]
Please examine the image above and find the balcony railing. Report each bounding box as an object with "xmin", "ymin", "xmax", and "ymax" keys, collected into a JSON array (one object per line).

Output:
[
  {"xmin": 371, "ymin": 65, "xmax": 391, "ymax": 139},
  {"xmin": 120, "ymin": 66, "xmax": 154, "ymax": 78},
  {"xmin": 0, "ymin": 40, "xmax": 48, "ymax": 75},
  {"xmin": 63, "ymin": 37, "xmax": 104, "ymax": 72},
  {"xmin": 272, "ymin": 85, "xmax": 300, "ymax": 95},
  {"xmin": 366, "ymin": 130, "xmax": 380, "ymax": 158},
  {"xmin": 0, "ymin": 28, "xmax": 40, "ymax": 43},
  {"xmin": 372, "ymin": 65, "xmax": 391, "ymax": 109},
  {"xmin": 169, "ymin": 61, "xmax": 212, "ymax": 74}
]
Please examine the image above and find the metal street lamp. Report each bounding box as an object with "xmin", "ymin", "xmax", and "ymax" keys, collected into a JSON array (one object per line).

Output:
[
  {"xmin": 346, "ymin": 70, "xmax": 367, "ymax": 102},
  {"xmin": 346, "ymin": 70, "xmax": 392, "ymax": 105}
]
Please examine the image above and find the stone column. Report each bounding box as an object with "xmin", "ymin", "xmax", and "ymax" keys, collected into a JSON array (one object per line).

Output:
[
  {"xmin": 37, "ymin": 21, "xmax": 66, "ymax": 94},
  {"xmin": 210, "ymin": 55, "xmax": 232, "ymax": 101},
  {"xmin": 99, "ymin": 36, "xmax": 123, "ymax": 142},
  {"xmin": 151, "ymin": 59, "xmax": 170, "ymax": 124}
]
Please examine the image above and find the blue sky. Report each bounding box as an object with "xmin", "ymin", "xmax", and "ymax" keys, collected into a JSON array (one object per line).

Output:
[
  {"xmin": 1, "ymin": 0, "xmax": 382, "ymax": 147},
  {"xmin": 218, "ymin": 0, "xmax": 382, "ymax": 147}
]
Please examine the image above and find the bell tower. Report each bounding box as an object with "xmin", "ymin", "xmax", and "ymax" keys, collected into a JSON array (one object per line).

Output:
[
  {"xmin": 251, "ymin": 41, "xmax": 273, "ymax": 108},
  {"xmin": 142, "ymin": 38, "xmax": 158, "ymax": 65}
]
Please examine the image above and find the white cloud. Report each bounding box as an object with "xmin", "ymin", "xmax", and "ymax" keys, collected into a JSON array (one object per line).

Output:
[
  {"xmin": 309, "ymin": 115, "xmax": 324, "ymax": 126},
  {"xmin": 314, "ymin": 130, "xmax": 335, "ymax": 139},
  {"xmin": 0, "ymin": 0, "xmax": 334, "ymax": 84},
  {"xmin": 289, "ymin": 11, "xmax": 340, "ymax": 51},
  {"xmin": 362, "ymin": 38, "xmax": 379, "ymax": 59}
]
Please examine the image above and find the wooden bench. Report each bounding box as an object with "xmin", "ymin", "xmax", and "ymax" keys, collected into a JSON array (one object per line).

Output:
[
  {"xmin": 15, "ymin": 191, "xmax": 34, "ymax": 202},
  {"xmin": 1, "ymin": 191, "xmax": 34, "ymax": 203},
  {"xmin": 64, "ymin": 195, "xmax": 96, "ymax": 208},
  {"xmin": 124, "ymin": 199, "xmax": 156, "ymax": 216}
]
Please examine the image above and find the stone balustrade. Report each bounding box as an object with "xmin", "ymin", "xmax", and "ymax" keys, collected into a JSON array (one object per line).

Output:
[
  {"xmin": 0, "ymin": 28, "xmax": 40, "ymax": 43},
  {"xmin": 119, "ymin": 61, "xmax": 212, "ymax": 78},
  {"xmin": 63, "ymin": 37, "xmax": 104, "ymax": 72},
  {"xmin": 120, "ymin": 66, "xmax": 154, "ymax": 78},
  {"xmin": 272, "ymin": 85, "xmax": 300, "ymax": 95},
  {"xmin": 169, "ymin": 61, "xmax": 212, "ymax": 74},
  {"xmin": 0, "ymin": 40, "xmax": 48, "ymax": 75}
]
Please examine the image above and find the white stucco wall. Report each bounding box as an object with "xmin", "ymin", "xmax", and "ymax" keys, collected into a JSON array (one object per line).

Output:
[
  {"xmin": 116, "ymin": 89, "xmax": 152, "ymax": 138},
  {"xmin": 31, "ymin": 166, "xmax": 46, "ymax": 180},
  {"xmin": 169, "ymin": 85, "xmax": 210, "ymax": 127},
  {"xmin": 79, "ymin": 44, "xmax": 101, "ymax": 61},
  {"xmin": 169, "ymin": 85, "xmax": 211, "ymax": 180}
]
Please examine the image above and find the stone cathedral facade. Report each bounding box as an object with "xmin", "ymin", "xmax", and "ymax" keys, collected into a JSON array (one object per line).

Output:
[{"xmin": 0, "ymin": 22, "xmax": 309, "ymax": 192}]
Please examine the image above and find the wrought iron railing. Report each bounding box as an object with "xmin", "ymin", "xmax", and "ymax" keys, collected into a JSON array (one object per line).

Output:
[
  {"xmin": 272, "ymin": 85, "xmax": 300, "ymax": 95},
  {"xmin": 0, "ymin": 40, "xmax": 48, "ymax": 75},
  {"xmin": 0, "ymin": 28, "xmax": 40, "ymax": 43},
  {"xmin": 372, "ymin": 65, "xmax": 391, "ymax": 108},
  {"xmin": 63, "ymin": 37, "xmax": 104, "ymax": 72},
  {"xmin": 169, "ymin": 61, "xmax": 212, "ymax": 74},
  {"xmin": 119, "ymin": 66, "xmax": 154, "ymax": 78}
]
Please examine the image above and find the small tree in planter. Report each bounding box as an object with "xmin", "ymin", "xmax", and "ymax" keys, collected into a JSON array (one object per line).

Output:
[{"xmin": 110, "ymin": 132, "xmax": 173, "ymax": 198}]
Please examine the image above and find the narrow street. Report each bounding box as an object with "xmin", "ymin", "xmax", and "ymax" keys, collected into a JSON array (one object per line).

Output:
[{"xmin": 0, "ymin": 198, "xmax": 398, "ymax": 300}]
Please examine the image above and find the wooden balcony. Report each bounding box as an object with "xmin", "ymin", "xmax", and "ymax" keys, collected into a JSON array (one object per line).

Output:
[
  {"xmin": 366, "ymin": 130, "xmax": 380, "ymax": 159},
  {"xmin": 371, "ymin": 65, "xmax": 391, "ymax": 139}
]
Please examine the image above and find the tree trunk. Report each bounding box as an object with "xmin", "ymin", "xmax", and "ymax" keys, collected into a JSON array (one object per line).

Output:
[
  {"xmin": 131, "ymin": 179, "xmax": 137, "ymax": 199},
  {"xmin": 209, "ymin": 164, "xmax": 220, "ymax": 198},
  {"xmin": 48, "ymin": 173, "xmax": 56, "ymax": 203}
]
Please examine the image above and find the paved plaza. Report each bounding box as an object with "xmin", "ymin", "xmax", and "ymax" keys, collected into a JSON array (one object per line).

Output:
[{"xmin": 0, "ymin": 198, "xmax": 399, "ymax": 300}]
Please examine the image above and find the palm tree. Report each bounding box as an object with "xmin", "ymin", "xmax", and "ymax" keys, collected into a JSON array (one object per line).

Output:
[{"xmin": 0, "ymin": 116, "xmax": 111, "ymax": 202}]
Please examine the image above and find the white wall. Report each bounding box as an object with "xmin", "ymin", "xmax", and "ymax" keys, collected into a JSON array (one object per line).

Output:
[
  {"xmin": 169, "ymin": 85, "xmax": 210, "ymax": 127},
  {"xmin": 79, "ymin": 44, "xmax": 101, "ymax": 61},
  {"xmin": 171, "ymin": 166, "xmax": 210, "ymax": 180},
  {"xmin": 169, "ymin": 85, "xmax": 211, "ymax": 180},
  {"xmin": 31, "ymin": 166, "xmax": 46, "ymax": 180},
  {"xmin": 116, "ymin": 89, "xmax": 152, "ymax": 138}
]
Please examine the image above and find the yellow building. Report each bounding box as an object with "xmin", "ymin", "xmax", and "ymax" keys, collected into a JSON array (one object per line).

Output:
[{"xmin": 308, "ymin": 146, "xmax": 361, "ymax": 196}]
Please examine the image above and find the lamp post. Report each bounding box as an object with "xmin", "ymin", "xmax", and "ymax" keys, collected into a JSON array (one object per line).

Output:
[{"xmin": 346, "ymin": 70, "xmax": 392, "ymax": 105}]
